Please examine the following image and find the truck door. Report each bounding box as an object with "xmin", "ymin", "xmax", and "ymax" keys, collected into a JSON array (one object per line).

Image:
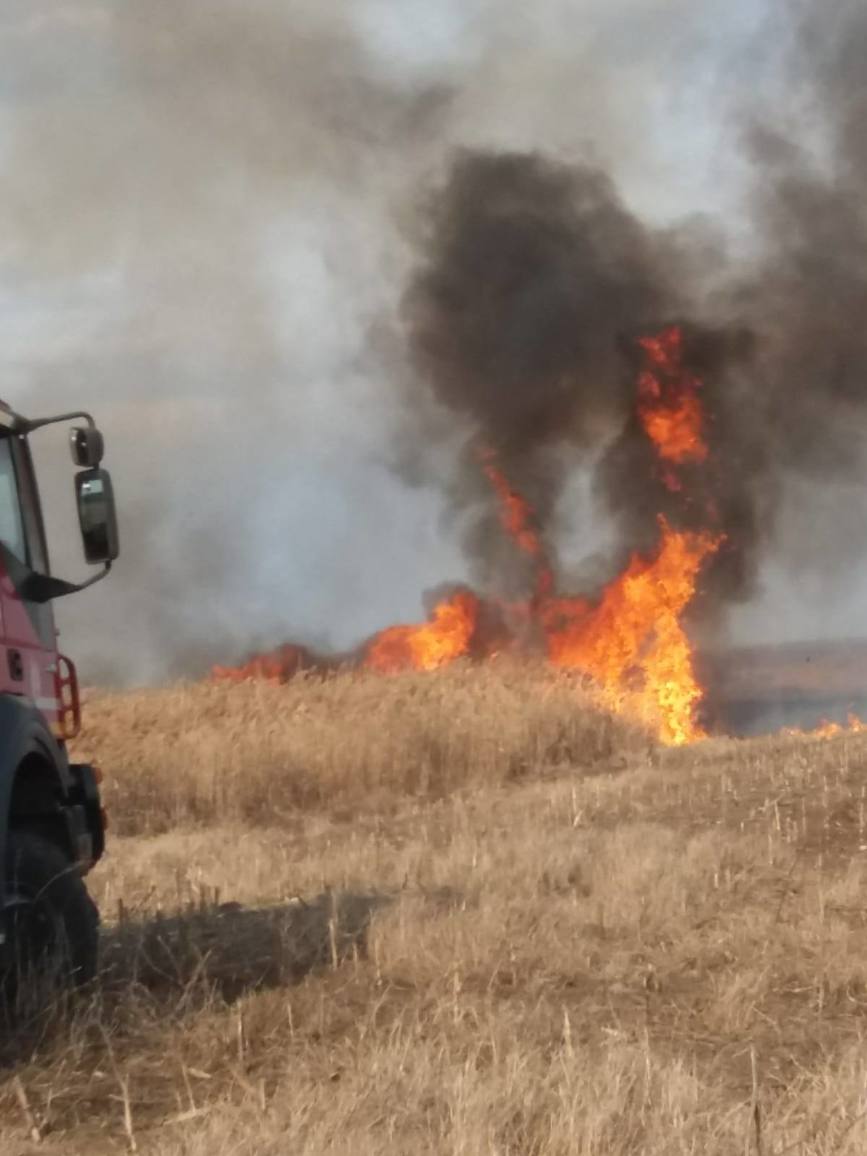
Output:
[{"xmin": 0, "ymin": 435, "xmax": 59, "ymax": 720}]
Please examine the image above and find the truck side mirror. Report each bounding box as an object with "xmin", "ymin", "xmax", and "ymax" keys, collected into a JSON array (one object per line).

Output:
[
  {"xmin": 70, "ymin": 426, "xmax": 105, "ymax": 468},
  {"xmin": 75, "ymin": 468, "xmax": 119, "ymax": 564}
]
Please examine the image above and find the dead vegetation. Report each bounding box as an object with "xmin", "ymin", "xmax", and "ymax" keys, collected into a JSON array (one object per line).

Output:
[
  {"xmin": 74, "ymin": 662, "xmax": 643, "ymax": 834},
  {"xmin": 2, "ymin": 666, "xmax": 867, "ymax": 1152}
]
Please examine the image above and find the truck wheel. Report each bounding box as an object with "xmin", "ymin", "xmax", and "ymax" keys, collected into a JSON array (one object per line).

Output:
[{"xmin": 2, "ymin": 831, "xmax": 99, "ymax": 995}]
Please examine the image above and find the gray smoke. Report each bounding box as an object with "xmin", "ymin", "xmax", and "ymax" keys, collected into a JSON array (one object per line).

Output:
[
  {"xmin": 1, "ymin": 0, "xmax": 456, "ymax": 680},
  {"xmin": 743, "ymin": 2, "xmax": 867, "ymax": 481},
  {"xmin": 6, "ymin": 0, "xmax": 865, "ymax": 681},
  {"xmin": 727, "ymin": 0, "xmax": 867, "ymax": 641}
]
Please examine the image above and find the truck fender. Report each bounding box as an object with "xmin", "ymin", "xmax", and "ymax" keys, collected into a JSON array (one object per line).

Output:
[{"xmin": 0, "ymin": 694, "xmax": 74, "ymax": 879}]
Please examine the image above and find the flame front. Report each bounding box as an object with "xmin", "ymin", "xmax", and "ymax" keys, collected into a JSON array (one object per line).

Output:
[{"xmin": 364, "ymin": 590, "xmax": 479, "ymax": 673}]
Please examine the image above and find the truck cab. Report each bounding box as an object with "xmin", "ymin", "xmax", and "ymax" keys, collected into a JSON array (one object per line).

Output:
[{"xmin": 0, "ymin": 402, "xmax": 118, "ymax": 994}]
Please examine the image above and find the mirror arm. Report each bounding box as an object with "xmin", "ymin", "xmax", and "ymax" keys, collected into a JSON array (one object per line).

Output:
[
  {"xmin": 18, "ymin": 411, "xmax": 96, "ymax": 435},
  {"xmin": 0, "ymin": 541, "xmax": 112, "ymax": 605},
  {"xmin": 17, "ymin": 563, "xmax": 112, "ymax": 605}
]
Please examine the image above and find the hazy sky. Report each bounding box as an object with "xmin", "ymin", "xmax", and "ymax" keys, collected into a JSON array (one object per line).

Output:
[{"xmin": 0, "ymin": 0, "xmax": 860, "ymax": 681}]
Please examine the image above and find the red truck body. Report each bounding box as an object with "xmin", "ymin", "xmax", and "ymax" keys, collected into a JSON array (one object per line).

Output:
[{"xmin": 0, "ymin": 400, "xmax": 117, "ymax": 989}]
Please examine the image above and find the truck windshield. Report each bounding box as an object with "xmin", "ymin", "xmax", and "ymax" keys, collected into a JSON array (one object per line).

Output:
[{"xmin": 0, "ymin": 439, "xmax": 25, "ymax": 563}]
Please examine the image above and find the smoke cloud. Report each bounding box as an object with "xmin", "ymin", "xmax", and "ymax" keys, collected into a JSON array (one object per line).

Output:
[{"xmin": 1, "ymin": 0, "xmax": 456, "ymax": 680}]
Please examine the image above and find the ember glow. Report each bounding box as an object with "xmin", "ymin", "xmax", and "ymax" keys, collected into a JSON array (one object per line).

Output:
[{"xmin": 214, "ymin": 326, "xmax": 724, "ymax": 746}]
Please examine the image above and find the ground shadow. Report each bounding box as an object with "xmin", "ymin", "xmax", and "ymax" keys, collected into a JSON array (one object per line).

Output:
[
  {"xmin": 99, "ymin": 889, "xmax": 392, "ymax": 1002},
  {"xmin": 0, "ymin": 889, "xmax": 392, "ymax": 1066}
]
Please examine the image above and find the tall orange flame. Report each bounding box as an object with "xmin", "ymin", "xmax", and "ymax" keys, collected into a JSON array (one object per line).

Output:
[{"xmin": 541, "ymin": 521, "xmax": 721, "ymax": 745}]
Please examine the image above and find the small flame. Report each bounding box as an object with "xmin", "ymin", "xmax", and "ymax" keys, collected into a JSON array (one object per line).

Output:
[
  {"xmin": 478, "ymin": 446, "xmax": 553, "ymax": 600},
  {"xmin": 478, "ymin": 449, "xmax": 544, "ymax": 561},
  {"xmin": 212, "ymin": 643, "xmax": 316, "ymax": 685},
  {"xmin": 637, "ymin": 327, "xmax": 708, "ymax": 489},
  {"xmin": 364, "ymin": 590, "xmax": 479, "ymax": 673},
  {"xmin": 785, "ymin": 713, "xmax": 867, "ymax": 740}
]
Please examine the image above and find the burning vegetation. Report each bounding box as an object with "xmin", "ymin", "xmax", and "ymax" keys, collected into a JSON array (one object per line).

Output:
[{"xmin": 216, "ymin": 324, "xmax": 728, "ymax": 746}]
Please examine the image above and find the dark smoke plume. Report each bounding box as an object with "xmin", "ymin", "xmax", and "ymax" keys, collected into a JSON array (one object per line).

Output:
[
  {"xmin": 406, "ymin": 152, "xmax": 668, "ymax": 453},
  {"xmin": 401, "ymin": 0, "xmax": 867, "ymax": 630},
  {"xmin": 402, "ymin": 149, "xmax": 673, "ymax": 594},
  {"xmin": 401, "ymin": 149, "xmax": 768, "ymax": 613}
]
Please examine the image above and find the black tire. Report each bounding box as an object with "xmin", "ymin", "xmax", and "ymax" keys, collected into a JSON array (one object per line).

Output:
[{"xmin": 2, "ymin": 831, "xmax": 99, "ymax": 996}]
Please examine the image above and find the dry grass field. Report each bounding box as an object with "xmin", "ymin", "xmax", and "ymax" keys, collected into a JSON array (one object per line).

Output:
[{"xmin": 2, "ymin": 663, "xmax": 867, "ymax": 1153}]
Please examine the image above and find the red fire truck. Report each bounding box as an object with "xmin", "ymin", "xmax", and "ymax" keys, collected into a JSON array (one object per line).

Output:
[{"xmin": 0, "ymin": 401, "xmax": 117, "ymax": 991}]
